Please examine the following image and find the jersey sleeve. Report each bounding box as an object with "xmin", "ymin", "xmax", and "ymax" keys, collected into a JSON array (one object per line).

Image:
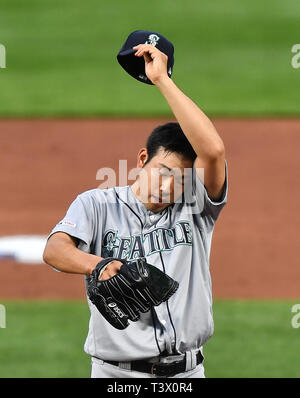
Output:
[
  {"xmin": 192, "ymin": 159, "xmax": 228, "ymax": 223},
  {"xmin": 48, "ymin": 193, "xmax": 95, "ymax": 251}
]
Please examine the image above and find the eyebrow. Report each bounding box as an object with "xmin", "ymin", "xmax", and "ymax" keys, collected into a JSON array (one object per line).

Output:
[
  {"xmin": 158, "ymin": 163, "xmax": 193, "ymax": 186},
  {"xmin": 158, "ymin": 163, "xmax": 172, "ymax": 171},
  {"xmin": 158, "ymin": 163, "xmax": 191, "ymax": 177}
]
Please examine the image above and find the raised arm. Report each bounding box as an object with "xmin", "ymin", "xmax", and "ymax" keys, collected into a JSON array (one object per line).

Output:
[{"xmin": 134, "ymin": 44, "xmax": 226, "ymax": 201}]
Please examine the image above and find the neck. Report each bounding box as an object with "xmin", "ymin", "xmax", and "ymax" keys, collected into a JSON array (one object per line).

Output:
[{"xmin": 130, "ymin": 180, "xmax": 147, "ymax": 206}]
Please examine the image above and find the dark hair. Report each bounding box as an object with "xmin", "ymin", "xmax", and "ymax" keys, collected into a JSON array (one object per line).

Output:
[{"xmin": 145, "ymin": 122, "xmax": 197, "ymax": 165}]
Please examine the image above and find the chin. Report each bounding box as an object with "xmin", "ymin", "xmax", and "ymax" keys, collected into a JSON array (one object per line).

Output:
[{"xmin": 148, "ymin": 202, "xmax": 170, "ymax": 213}]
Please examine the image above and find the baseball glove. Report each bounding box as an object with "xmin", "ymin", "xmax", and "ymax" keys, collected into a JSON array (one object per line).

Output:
[{"xmin": 87, "ymin": 257, "xmax": 179, "ymax": 330}]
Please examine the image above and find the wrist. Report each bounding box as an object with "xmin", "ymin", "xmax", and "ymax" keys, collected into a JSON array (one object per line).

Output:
[
  {"xmin": 153, "ymin": 74, "xmax": 172, "ymax": 88},
  {"xmin": 86, "ymin": 257, "xmax": 103, "ymax": 275}
]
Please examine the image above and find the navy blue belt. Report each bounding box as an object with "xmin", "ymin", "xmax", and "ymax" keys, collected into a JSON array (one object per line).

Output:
[{"xmin": 105, "ymin": 351, "xmax": 204, "ymax": 377}]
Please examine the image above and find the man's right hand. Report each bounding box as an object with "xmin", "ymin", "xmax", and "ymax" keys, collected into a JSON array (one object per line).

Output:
[{"xmin": 98, "ymin": 260, "xmax": 123, "ymax": 280}]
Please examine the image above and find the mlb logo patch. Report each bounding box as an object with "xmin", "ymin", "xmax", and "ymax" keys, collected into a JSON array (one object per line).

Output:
[{"xmin": 57, "ymin": 220, "xmax": 76, "ymax": 228}]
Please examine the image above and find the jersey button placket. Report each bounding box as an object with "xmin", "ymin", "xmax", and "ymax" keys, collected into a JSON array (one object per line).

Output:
[{"xmin": 155, "ymin": 305, "xmax": 174, "ymax": 353}]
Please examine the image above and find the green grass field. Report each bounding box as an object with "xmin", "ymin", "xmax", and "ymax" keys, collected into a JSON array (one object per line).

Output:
[
  {"xmin": 0, "ymin": 299, "xmax": 299, "ymax": 378},
  {"xmin": 0, "ymin": 0, "xmax": 299, "ymax": 117}
]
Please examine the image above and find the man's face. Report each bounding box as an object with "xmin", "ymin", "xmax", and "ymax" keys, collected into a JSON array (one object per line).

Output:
[{"xmin": 136, "ymin": 147, "xmax": 193, "ymax": 213}]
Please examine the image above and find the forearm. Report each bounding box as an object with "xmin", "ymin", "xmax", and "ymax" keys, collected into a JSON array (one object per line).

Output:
[
  {"xmin": 43, "ymin": 234, "xmax": 102, "ymax": 275},
  {"xmin": 155, "ymin": 76, "xmax": 225, "ymax": 159}
]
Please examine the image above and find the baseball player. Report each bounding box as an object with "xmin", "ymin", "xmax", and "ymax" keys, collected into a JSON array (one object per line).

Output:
[{"xmin": 43, "ymin": 43, "xmax": 228, "ymax": 378}]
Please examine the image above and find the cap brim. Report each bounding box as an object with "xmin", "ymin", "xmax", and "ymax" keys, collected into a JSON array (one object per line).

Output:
[
  {"xmin": 117, "ymin": 48, "xmax": 136, "ymax": 57},
  {"xmin": 117, "ymin": 46, "xmax": 173, "ymax": 85},
  {"xmin": 117, "ymin": 49, "xmax": 154, "ymax": 85}
]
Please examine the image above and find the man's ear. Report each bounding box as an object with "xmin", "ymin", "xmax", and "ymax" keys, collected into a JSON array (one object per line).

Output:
[{"xmin": 137, "ymin": 148, "xmax": 148, "ymax": 168}]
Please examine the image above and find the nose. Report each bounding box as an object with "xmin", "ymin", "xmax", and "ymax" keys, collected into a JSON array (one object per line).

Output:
[
  {"xmin": 159, "ymin": 177, "xmax": 173, "ymax": 200},
  {"xmin": 160, "ymin": 177, "xmax": 171, "ymax": 191}
]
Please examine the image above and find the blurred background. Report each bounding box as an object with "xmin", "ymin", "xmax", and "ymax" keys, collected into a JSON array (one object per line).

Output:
[{"xmin": 0, "ymin": 0, "xmax": 299, "ymax": 377}]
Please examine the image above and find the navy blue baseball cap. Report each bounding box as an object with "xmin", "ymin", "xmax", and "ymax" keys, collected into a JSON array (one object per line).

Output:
[{"xmin": 117, "ymin": 30, "xmax": 174, "ymax": 85}]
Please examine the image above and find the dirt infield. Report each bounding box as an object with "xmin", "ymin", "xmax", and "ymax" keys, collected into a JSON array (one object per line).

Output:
[{"xmin": 0, "ymin": 118, "xmax": 299, "ymax": 299}]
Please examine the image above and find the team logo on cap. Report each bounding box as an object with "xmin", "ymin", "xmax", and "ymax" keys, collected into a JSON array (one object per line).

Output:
[{"xmin": 145, "ymin": 34, "xmax": 160, "ymax": 47}]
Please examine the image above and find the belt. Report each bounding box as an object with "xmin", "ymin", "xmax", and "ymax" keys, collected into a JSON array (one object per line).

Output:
[{"xmin": 104, "ymin": 351, "xmax": 204, "ymax": 377}]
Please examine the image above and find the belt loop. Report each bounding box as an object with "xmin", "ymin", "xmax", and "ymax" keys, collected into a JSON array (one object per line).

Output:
[
  {"xmin": 185, "ymin": 350, "xmax": 197, "ymax": 372},
  {"xmin": 118, "ymin": 361, "xmax": 131, "ymax": 371}
]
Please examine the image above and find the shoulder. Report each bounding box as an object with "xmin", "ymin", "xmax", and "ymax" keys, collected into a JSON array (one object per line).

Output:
[{"xmin": 77, "ymin": 186, "xmax": 129, "ymax": 205}]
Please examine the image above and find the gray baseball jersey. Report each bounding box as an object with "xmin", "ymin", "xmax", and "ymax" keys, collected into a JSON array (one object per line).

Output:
[{"xmin": 49, "ymin": 160, "xmax": 228, "ymax": 362}]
